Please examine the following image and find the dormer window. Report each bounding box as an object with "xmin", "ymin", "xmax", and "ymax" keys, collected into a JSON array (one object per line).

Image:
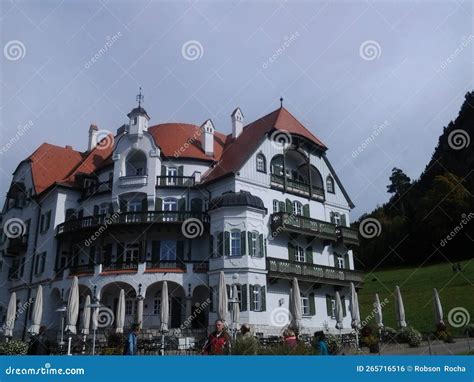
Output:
[
  {"xmin": 256, "ymin": 153, "xmax": 266, "ymax": 173},
  {"xmin": 132, "ymin": 117, "xmax": 137, "ymax": 125}
]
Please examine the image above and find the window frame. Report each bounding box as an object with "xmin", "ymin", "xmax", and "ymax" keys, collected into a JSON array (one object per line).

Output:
[
  {"xmin": 293, "ymin": 201, "xmax": 303, "ymax": 216},
  {"xmin": 301, "ymin": 293, "xmax": 310, "ymax": 316},
  {"xmin": 252, "ymin": 285, "xmax": 261, "ymax": 311},
  {"xmin": 230, "ymin": 230, "xmax": 241, "ymax": 257},
  {"xmin": 326, "ymin": 176, "xmax": 335, "ymax": 194},
  {"xmin": 160, "ymin": 240, "xmax": 177, "ymax": 261},
  {"xmin": 256, "ymin": 153, "xmax": 266, "ymax": 173},
  {"xmin": 295, "ymin": 246, "xmax": 305, "ymax": 262}
]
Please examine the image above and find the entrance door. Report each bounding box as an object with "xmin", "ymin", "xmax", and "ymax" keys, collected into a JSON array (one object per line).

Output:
[{"xmin": 171, "ymin": 297, "xmax": 182, "ymax": 328}]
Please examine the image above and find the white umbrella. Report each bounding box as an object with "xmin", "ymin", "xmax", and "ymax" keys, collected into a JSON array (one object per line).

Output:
[
  {"xmin": 217, "ymin": 271, "xmax": 228, "ymax": 322},
  {"xmin": 231, "ymin": 284, "xmax": 240, "ymax": 336},
  {"xmin": 66, "ymin": 276, "xmax": 79, "ymax": 334},
  {"xmin": 350, "ymin": 282, "xmax": 361, "ymax": 329},
  {"xmin": 335, "ymin": 291, "xmax": 344, "ymax": 330},
  {"xmin": 4, "ymin": 292, "xmax": 17, "ymax": 338},
  {"xmin": 290, "ymin": 277, "xmax": 302, "ymax": 329},
  {"xmin": 116, "ymin": 289, "xmax": 125, "ymax": 333},
  {"xmin": 433, "ymin": 288, "xmax": 444, "ymax": 326},
  {"xmin": 29, "ymin": 286, "xmax": 43, "ymax": 335},
  {"xmin": 395, "ymin": 286, "xmax": 407, "ymax": 328},
  {"xmin": 374, "ymin": 293, "xmax": 384, "ymax": 329},
  {"xmin": 160, "ymin": 281, "xmax": 169, "ymax": 332},
  {"xmin": 81, "ymin": 295, "xmax": 91, "ymax": 335}
]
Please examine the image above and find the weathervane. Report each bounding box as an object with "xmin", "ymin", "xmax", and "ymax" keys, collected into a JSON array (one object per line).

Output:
[
  {"xmin": 280, "ymin": 96, "xmax": 284, "ymax": 108},
  {"xmin": 136, "ymin": 87, "xmax": 144, "ymax": 107}
]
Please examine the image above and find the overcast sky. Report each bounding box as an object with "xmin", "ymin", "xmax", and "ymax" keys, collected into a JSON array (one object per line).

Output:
[{"xmin": 1, "ymin": 0, "xmax": 472, "ymax": 219}]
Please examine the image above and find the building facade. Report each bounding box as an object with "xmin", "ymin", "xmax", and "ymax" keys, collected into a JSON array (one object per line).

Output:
[{"xmin": 0, "ymin": 98, "xmax": 362, "ymax": 340}]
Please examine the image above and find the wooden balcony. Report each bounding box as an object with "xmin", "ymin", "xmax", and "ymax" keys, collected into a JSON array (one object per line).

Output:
[
  {"xmin": 6, "ymin": 236, "xmax": 28, "ymax": 255},
  {"xmin": 270, "ymin": 212, "xmax": 337, "ymax": 242},
  {"xmin": 69, "ymin": 264, "xmax": 95, "ymax": 275},
  {"xmin": 156, "ymin": 176, "xmax": 196, "ymax": 187},
  {"xmin": 266, "ymin": 257, "xmax": 364, "ymax": 286},
  {"xmin": 145, "ymin": 260, "xmax": 186, "ymax": 271},
  {"xmin": 57, "ymin": 211, "xmax": 209, "ymax": 236},
  {"xmin": 102, "ymin": 261, "xmax": 138, "ymax": 272},
  {"xmin": 270, "ymin": 174, "xmax": 324, "ymax": 201},
  {"xmin": 337, "ymin": 226, "xmax": 360, "ymax": 247}
]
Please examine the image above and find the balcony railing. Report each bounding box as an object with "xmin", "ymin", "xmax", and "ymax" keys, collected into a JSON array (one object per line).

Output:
[
  {"xmin": 337, "ymin": 226, "xmax": 360, "ymax": 247},
  {"xmin": 267, "ymin": 257, "xmax": 364, "ymax": 284},
  {"xmin": 145, "ymin": 260, "xmax": 186, "ymax": 271},
  {"xmin": 69, "ymin": 264, "xmax": 95, "ymax": 275},
  {"xmin": 102, "ymin": 261, "xmax": 138, "ymax": 272},
  {"xmin": 270, "ymin": 212, "xmax": 337, "ymax": 241},
  {"xmin": 57, "ymin": 211, "xmax": 210, "ymax": 236},
  {"xmin": 270, "ymin": 174, "xmax": 324, "ymax": 200},
  {"xmin": 82, "ymin": 180, "xmax": 112, "ymax": 198},
  {"xmin": 7, "ymin": 236, "xmax": 28, "ymax": 254},
  {"xmin": 119, "ymin": 175, "xmax": 148, "ymax": 188},
  {"xmin": 192, "ymin": 262, "xmax": 209, "ymax": 273},
  {"xmin": 156, "ymin": 176, "xmax": 195, "ymax": 187}
]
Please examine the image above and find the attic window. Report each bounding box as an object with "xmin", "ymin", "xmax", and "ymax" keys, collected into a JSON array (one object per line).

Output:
[{"xmin": 132, "ymin": 117, "xmax": 137, "ymax": 125}]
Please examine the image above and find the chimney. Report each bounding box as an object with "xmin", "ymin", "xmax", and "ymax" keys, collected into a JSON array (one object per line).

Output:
[
  {"xmin": 231, "ymin": 107, "xmax": 244, "ymax": 138},
  {"xmin": 200, "ymin": 119, "xmax": 215, "ymax": 156},
  {"xmin": 88, "ymin": 124, "xmax": 98, "ymax": 151}
]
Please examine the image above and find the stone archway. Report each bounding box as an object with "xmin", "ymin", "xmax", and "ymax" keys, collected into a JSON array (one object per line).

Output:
[
  {"xmin": 190, "ymin": 285, "xmax": 210, "ymax": 330},
  {"xmin": 143, "ymin": 281, "xmax": 186, "ymax": 329}
]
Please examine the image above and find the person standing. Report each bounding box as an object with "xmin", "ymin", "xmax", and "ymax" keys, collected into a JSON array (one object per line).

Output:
[
  {"xmin": 202, "ymin": 320, "xmax": 231, "ymax": 355},
  {"xmin": 123, "ymin": 323, "xmax": 140, "ymax": 355},
  {"xmin": 282, "ymin": 328, "xmax": 298, "ymax": 349},
  {"xmin": 313, "ymin": 331, "xmax": 330, "ymax": 355}
]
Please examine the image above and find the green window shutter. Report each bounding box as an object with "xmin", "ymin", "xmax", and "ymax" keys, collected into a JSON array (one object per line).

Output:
[
  {"xmin": 160, "ymin": 165, "xmax": 166, "ymax": 185},
  {"xmin": 177, "ymin": 241, "xmax": 185, "ymax": 262},
  {"xmin": 241, "ymin": 231, "xmax": 246, "ymax": 256},
  {"xmin": 249, "ymin": 285, "xmax": 254, "ymax": 311},
  {"xmin": 272, "ymin": 199, "xmax": 278, "ymax": 213},
  {"xmin": 286, "ymin": 199, "xmax": 293, "ymax": 214},
  {"xmin": 334, "ymin": 254, "xmax": 340, "ymax": 269},
  {"xmin": 178, "ymin": 166, "xmax": 184, "ymax": 186},
  {"xmin": 210, "ymin": 287, "xmax": 214, "ymax": 312},
  {"xmin": 341, "ymin": 214, "xmax": 347, "ymax": 227},
  {"xmin": 279, "ymin": 201, "xmax": 286, "ymax": 212},
  {"xmin": 326, "ymin": 294, "xmax": 332, "ymax": 316},
  {"xmin": 309, "ymin": 292, "xmax": 315, "ymax": 316},
  {"xmin": 217, "ymin": 232, "xmax": 223, "ymax": 257},
  {"xmin": 303, "ymin": 204, "xmax": 310, "ymax": 217},
  {"xmin": 241, "ymin": 284, "xmax": 247, "ymax": 312},
  {"xmin": 259, "ymin": 234, "xmax": 264, "ymax": 257},
  {"xmin": 330, "ymin": 211, "xmax": 335, "ymax": 224},
  {"xmin": 117, "ymin": 243, "xmax": 124, "ymax": 263},
  {"xmin": 264, "ymin": 238, "xmax": 267, "ymax": 257},
  {"xmin": 305, "ymin": 246, "xmax": 313, "ymax": 263},
  {"xmin": 93, "ymin": 205, "xmax": 99, "ymax": 216},
  {"xmin": 224, "ymin": 231, "xmax": 230, "ymax": 256},
  {"xmin": 247, "ymin": 232, "xmax": 253, "ymax": 256},
  {"xmin": 341, "ymin": 296, "xmax": 347, "ymax": 317},
  {"xmin": 209, "ymin": 235, "xmax": 214, "ymax": 258},
  {"xmin": 142, "ymin": 198, "xmax": 148, "ymax": 212},
  {"xmin": 155, "ymin": 197, "xmax": 162, "ymax": 211},
  {"xmin": 261, "ymin": 286, "xmax": 266, "ymax": 311},
  {"xmin": 178, "ymin": 198, "xmax": 186, "ymax": 211},
  {"xmin": 344, "ymin": 253, "xmax": 350, "ymax": 269},
  {"xmin": 46, "ymin": 211, "xmax": 51, "ymax": 229},
  {"xmin": 288, "ymin": 242, "xmax": 295, "ymax": 261},
  {"xmin": 226, "ymin": 285, "xmax": 231, "ymax": 311}
]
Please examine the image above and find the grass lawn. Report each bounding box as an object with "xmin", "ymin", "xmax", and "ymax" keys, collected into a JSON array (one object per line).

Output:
[{"xmin": 357, "ymin": 259, "xmax": 474, "ymax": 336}]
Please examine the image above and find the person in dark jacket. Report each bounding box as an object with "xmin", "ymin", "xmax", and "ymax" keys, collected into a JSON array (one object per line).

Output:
[
  {"xmin": 28, "ymin": 326, "xmax": 50, "ymax": 355},
  {"xmin": 123, "ymin": 323, "xmax": 140, "ymax": 355},
  {"xmin": 313, "ymin": 331, "xmax": 330, "ymax": 355},
  {"xmin": 202, "ymin": 320, "xmax": 231, "ymax": 355}
]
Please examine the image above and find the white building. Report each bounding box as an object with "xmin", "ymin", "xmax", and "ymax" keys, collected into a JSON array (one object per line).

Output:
[{"xmin": 0, "ymin": 96, "xmax": 362, "ymax": 340}]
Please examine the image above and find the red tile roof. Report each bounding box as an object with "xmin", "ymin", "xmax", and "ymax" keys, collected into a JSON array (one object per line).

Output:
[{"xmin": 22, "ymin": 107, "xmax": 326, "ymax": 194}]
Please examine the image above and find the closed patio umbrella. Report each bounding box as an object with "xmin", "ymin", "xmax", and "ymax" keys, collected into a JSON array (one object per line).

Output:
[
  {"xmin": 290, "ymin": 277, "xmax": 302, "ymax": 329},
  {"xmin": 433, "ymin": 288, "xmax": 444, "ymax": 326},
  {"xmin": 116, "ymin": 289, "xmax": 125, "ymax": 334},
  {"xmin": 395, "ymin": 286, "xmax": 407, "ymax": 328},
  {"xmin": 374, "ymin": 293, "xmax": 384, "ymax": 329},
  {"xmin": 350, "ymin": 282, "xmax": 361, "ymax": 329},
  {"xmin": 231, "ymin": 284, "xmax": 240, "ymax": 339},
  {"xmin": 4, "ymin": 292, "xmax": 16, "ymax": 338},
  {"xmin": 217, "ymin": 271, "xmax": 228, "ymax": 322},
  {"xmin": 29, "ymin": 285, "xmax": 43, "ymax": 335},
  {"xmin": 335, "ymin": 291, "xmax": 344, "ymax": 330},
  {"xmin": 81, "ymin": 295, "xmax": 91, "ymax": 335},
  {"xmin": 65, "ymin": 276, "xmax": 79, "ymax": 334},
  {"xmin": 160, "ymin": 281, "xmax": 169, "ymax": 332}
]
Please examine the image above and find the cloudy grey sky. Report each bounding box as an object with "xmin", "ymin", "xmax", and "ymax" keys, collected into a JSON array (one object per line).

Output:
[{"xmin": 1, "ymin": 0, "xmax": 472, "ymax": 219}]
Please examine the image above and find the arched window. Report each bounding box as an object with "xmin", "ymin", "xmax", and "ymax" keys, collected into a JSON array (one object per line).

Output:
[
  {"xmin": 326, "ymin": 175, "xmax": 335, "ymax": 194},
  {"xmin": 270, "ymin": 155, "xmax": 284, "ymax": 176},
  {"xmin": 125, "ymin": 149, "xmax": 147, "ymax": 176},
  {"xmin": 256, "ymin": 153, "xmax": 266, "ymax": 173}
]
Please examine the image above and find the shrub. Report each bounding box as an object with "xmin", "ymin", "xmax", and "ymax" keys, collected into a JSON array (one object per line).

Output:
[
  {"xmin": 0, "ymin": 340, "xmax": 29, "ymax": 355},
  {"xmin": 381, "ymin": 327, "xmax": 397, "ymax": 343},
  {"xmin": 101, "ymin": 346, "xmax": 123, "ymax": 355},
  {"xmin": 259, "ymin": 342, "xmax": 314, "ymax": 355},
  {"xmin": 398, "ymin": 327, "xmax": 422, "ymax": 347},
  {"xmin": 325, "ymin": 334, "xmax": 342, "ymax": 355},
  {"xmin": 107, "ymin": 333, "xmax": 126, "ymax": 348},
  {"xmin": 232, "ymin": 336, "xmax": 260, "ymax": 355}
]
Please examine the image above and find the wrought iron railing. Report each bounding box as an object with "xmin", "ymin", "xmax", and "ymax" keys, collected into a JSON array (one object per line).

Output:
[{"xmin": 156, "ymin": 176, "xmax": 195, "ymax": 187}]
